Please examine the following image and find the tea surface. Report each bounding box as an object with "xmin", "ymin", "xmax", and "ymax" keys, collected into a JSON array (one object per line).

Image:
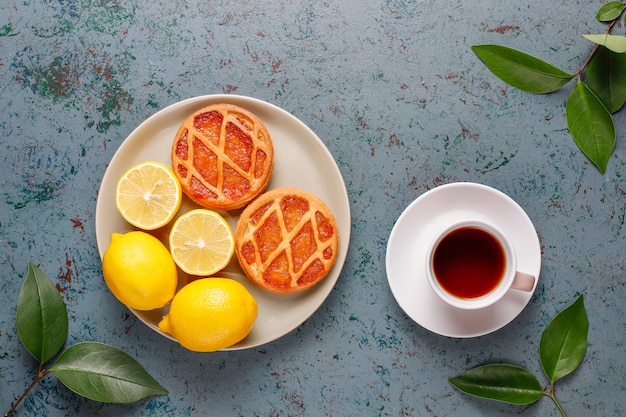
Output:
[{"xmin": 433, "ymin": 227, "xmax": 505, "ymax": 299}]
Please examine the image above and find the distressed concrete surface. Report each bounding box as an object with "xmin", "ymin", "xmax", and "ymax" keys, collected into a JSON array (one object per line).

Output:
[{"xmin": 1, "ymin": 1, "xmax": 624, "ymax": 416}]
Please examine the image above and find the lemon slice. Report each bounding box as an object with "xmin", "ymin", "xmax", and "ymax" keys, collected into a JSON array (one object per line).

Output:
[
  {"xmin": 169, "ymin": 209, "xmax": 235, "ymax": 276},
  {"xmin": 115, "ymin": 161, "xmax": 182, "ymax": 230}
]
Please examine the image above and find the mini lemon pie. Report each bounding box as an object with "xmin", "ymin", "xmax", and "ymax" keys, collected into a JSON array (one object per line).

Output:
[
  {"xmin": 171, "ymin": 103, "xmax": 274, "ymax": 211},
  {"xmin": 235, "ymin": 188, "xmax": 339, "ymax": 294}
]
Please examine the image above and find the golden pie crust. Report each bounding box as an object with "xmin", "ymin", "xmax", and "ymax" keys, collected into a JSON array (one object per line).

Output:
[
  {"xmin": 171, "ymin": 103, "xmax": 274, "ymax": 210},
  {"xmin": 235, "ymin": 188, "xmax": 339, "ymax": 294}
]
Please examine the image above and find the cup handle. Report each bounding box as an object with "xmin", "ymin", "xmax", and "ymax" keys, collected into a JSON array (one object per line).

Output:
[{"xmin": 511, "ymin": 271, "xmax": 535, "ymax": 292}]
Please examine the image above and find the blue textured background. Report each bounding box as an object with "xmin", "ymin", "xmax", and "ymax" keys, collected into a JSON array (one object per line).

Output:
[{"xmin": 1, "ymin": 1, "xmax": 624, "ymax": 416}]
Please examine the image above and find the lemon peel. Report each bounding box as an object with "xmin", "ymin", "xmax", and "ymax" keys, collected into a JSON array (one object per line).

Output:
[{"xmin": 158, "ymin": 278, "xmax": 257, "ymax": 352}]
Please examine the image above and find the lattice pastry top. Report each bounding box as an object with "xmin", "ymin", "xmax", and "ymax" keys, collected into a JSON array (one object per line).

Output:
[
  {"xmin": 235, "ymin": 188, "xmax": 339, "ymax": 294},
  {"xmin": 171, "ymin": 103, "xmax": 274, "ymax": 210}
]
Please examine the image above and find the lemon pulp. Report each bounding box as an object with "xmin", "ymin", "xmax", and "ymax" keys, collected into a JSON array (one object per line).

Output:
[
  {"xmin": 168, "ymin": 209, "xmax": 235, "ymax": 276},
  {"xmin": 115, "ymin": 161, "xmax": 182, "ymax": 230}
]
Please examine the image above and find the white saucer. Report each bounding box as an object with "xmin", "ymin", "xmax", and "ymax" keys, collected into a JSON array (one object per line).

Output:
[{"xmin": 385, "ymin": 182, "xmax": 541, "ymax": 338}]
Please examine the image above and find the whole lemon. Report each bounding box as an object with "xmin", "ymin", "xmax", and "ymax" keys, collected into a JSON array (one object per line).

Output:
[
  {"xmin": 102, "ymin": 231, "xmax": 178, "ymax": 311},
  {"xmin": 158, "ymin": 278, "xmax": 258, "ymax": 352}
]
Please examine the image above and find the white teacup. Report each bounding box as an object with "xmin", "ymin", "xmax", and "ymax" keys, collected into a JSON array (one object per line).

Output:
[{"xmin": 425, "ymin": 219, "xmax": 535, "ymax": 310}]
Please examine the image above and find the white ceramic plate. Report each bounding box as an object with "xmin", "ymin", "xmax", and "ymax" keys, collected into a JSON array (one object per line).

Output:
[
  {"xmin": 386, "ymin": 182, "xmax": 541, "ymax": 338},
  {"xmin": 95, "ymin": 95, "xmax": 351, "ymax": 350}
]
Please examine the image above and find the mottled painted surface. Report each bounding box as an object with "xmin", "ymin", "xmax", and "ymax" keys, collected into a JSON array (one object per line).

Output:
[{"xmin": 1, "ymin": 0, "xmax": 624, "ymax": 416}]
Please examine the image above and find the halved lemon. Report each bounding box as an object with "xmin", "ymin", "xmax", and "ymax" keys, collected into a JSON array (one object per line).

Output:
[
  {"xmin": 115, "ymin": 161, "xmax": 182, "ymax": 230},
  {"xmin": 169, "ymin": 209, "xmax": 235, "ymax": 276}
]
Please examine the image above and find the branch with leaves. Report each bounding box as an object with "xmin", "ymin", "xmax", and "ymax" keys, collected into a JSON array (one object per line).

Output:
[
  {"xmin": 472, "ymin": 2, "xmax": 626, "ymax": 174},
  {"xmin": 5, "ymin": 263, "xmax": 168, "ymax": 417},
  {"xmin": 449, "ymin": 295, "xmax": 588, "ymax": 417}
]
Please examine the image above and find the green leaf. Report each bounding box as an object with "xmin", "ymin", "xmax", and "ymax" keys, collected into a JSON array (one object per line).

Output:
[
  {"xmin": 16, "ymin": 262, "xmax": 69, "ymax": 364},
  {"xmin": 540, "ymin": 295, "xmax": 589, "ymax": 383},
  {"xmin": 49, "ymin": 342, "xmax": 168, "ymax": 403},
  {"xmin": 595, "ymin": 2, "xmax": 625, "ymax": 22},
  {"xmin": 449, "ymin": 364, "xmax": 544, "ymax": 405},
  {"xmin": 583, "ymin": 34, "xmax": 626, "ymax": 53},
  {"xmin": 566, "ymin": 82, "xmax": 615, "ymax": 174},
  {"xmin": 587, "ymin": 46, "xmax": 626, "ymax": 113},
  {"xmin": 471, "ymin": 44, "xmax": 573, "ymax": 93}
]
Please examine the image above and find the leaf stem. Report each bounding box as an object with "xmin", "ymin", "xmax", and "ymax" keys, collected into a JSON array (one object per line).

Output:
[
  {"xmin": 544, "ymin": 384, "xmax": 568, "ymax": 417},
  {"xmin": 574, "ymin": 6, "xmax": 626, "ymax": 80},
  {"xmin": 4, "ymin": 365, "xmax": 49, "ymax": 417}
]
